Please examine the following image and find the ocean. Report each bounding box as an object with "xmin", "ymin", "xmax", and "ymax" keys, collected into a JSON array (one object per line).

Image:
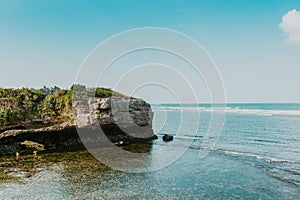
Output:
[{"xmin": 1, "ymin": 103, "xmax": 300, "ymax": 199}]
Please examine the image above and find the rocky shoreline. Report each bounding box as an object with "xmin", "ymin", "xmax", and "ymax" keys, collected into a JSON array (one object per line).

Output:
[{"xmin": 0, "ymin": 97, "xmax": 157, "ymax": 156}]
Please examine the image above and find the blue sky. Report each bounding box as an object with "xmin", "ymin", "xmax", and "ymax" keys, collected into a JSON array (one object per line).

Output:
[{"xmin": 0, "ymin": 0, "xmax": 300, "ymax": 103}]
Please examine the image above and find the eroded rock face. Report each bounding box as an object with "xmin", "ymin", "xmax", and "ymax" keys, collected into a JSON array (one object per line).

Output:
[
  {"xmin": 73, "ymin": 97, "xmax": 156, "ymax": 143},
  {"xmin": 74, "ymin": 97, "xmax": 153, "ymax": 127}
]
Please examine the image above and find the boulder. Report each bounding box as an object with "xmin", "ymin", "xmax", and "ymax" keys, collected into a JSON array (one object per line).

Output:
[{"xmin": 162, "ymin": 134, "xmax": 174, "ymax": 142}]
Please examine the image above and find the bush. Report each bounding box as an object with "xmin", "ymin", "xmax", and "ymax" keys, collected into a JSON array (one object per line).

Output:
[
  {"xmin": 0, "ymin": 85, "xmax": 126, "ymax": 125},
  {"xmin": 0, "ymin": 107, "xmax": 20, "ymax": 126}
]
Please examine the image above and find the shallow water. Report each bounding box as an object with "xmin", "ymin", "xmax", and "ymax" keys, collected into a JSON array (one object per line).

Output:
[{"xmin": 1, "ymin": 104, "xmax": 300, "ymax": 199}]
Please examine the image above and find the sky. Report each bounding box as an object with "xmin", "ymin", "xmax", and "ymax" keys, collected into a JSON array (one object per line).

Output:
[{"xmin": 0, "ymin": 0, "xmax": 300, "ymax": 103}]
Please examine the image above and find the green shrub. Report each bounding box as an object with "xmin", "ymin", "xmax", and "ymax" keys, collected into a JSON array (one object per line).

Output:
[
  {"xmin": 0, "ymin": 85, "xmax": 127, "ymax": 125},
  {"xmin": 0, "ymin": 107, "xmax": 20, "ymax": 126}
]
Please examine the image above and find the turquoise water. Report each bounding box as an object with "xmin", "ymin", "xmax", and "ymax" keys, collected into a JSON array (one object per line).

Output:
[{"xmin": 1, "ymin": 104, "xmax": 300, "ymax": 199}]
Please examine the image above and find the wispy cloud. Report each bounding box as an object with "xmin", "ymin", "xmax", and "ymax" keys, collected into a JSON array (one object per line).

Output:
[{"xmin": 279, "ymin": 9, "xmax": 300, "ymax": 45}]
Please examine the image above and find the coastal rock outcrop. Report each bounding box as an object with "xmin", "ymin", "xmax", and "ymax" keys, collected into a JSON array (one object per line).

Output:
[
  {"xmin": 0, "ymin": 97, "xmax": 157, "ymax": 156},
  {"xmin": 73, "ymin": 97, "xmax": 157, "ymax": 143}
]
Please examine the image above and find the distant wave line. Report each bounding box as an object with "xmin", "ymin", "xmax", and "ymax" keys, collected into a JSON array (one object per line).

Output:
[{"xmin": 152, "ymin": 106, "xmax": 300, "ymax": 117}]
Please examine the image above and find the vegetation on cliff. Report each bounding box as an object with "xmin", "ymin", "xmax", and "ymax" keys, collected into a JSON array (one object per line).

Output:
[{"xmin": 0, "ymin": 85, "xmax": 125, "ymax": 126}]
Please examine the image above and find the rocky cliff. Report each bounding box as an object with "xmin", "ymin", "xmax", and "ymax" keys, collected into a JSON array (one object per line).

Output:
[
  {"xmin": 73, "ymin": 96, "xmax": 157, "ymax": 143},
  {"xmin": 0, "ymin": 96, "xmax": 157, "ymax": 156}
]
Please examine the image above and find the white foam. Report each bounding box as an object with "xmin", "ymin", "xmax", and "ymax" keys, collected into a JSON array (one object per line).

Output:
[
  {"xmin": 201, "ymin": 148, "xmax": 296, "ymax": 164},
  {"xmin": 152, "ymin": 106, "xmax": 300, "ymax": 116},
  {"xmin": 213, "ymin": 108, "xmax": 300, "ymax": 116}
]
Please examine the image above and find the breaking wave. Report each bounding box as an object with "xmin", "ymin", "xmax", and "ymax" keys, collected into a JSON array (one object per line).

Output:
[{"xmin": 152, "ymin": 105, "xmax": 300, "ymax": 117}]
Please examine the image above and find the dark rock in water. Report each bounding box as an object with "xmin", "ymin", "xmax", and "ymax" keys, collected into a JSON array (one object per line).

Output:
[{"xmin": 162, "ymin": 134, "xmax": 173, "ymax": 142}]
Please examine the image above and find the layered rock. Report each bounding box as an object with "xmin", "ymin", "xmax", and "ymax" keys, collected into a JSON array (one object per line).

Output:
[{"xmin": 0, "ymin": 122, "xmax": 79, "ymax": 155}]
